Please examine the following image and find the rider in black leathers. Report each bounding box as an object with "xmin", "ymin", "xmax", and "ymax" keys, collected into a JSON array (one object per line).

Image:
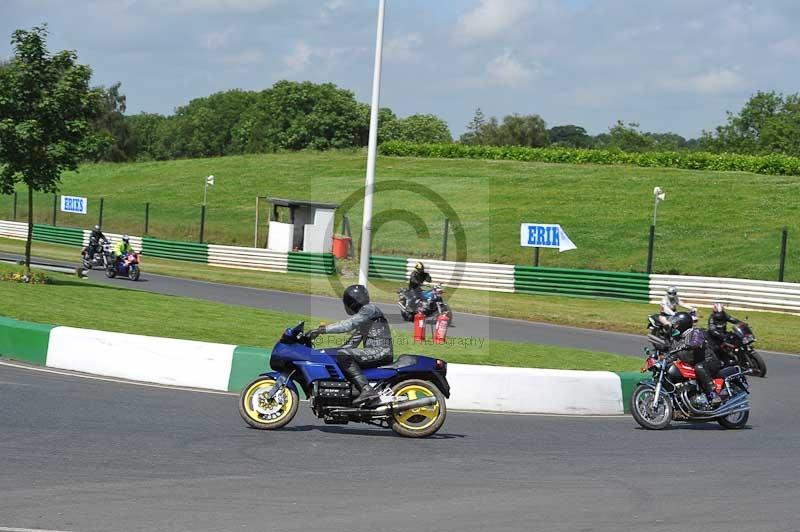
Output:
[
  {"xmin": 85, "ymin": 225, "xmax": 106, "ymax": 261},
  {"xmin": 406, "ymin": 262, "xmax": 432, "ymax": 313},
  {"xmin": 707, "ymin": 302, "xmax": 741, "ymax": 343},
  {"xmin": 308, "ymin": 285, "xmax": 393, "ymax": 406},
  {"xmin": 667, "ymin": 327, "xmax": 722, "ymax": 407}
]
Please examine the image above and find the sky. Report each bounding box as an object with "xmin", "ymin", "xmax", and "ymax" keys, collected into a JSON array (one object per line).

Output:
[{"xmin": 2, "ymin": 0, "xmax": 799, "ymax": 138}]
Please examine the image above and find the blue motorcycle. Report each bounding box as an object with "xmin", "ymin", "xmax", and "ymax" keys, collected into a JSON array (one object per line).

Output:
[
  {"xmin": 238, "ymin": 322, "xmax": 450, "ymax": 438},
  {"xmin": 105, "ymin": 252, "xmax": 141, "ymax": 281}
]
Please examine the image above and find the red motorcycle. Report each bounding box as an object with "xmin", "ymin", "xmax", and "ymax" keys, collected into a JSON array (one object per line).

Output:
[
  {"xmin": 631, "ymin": 348, "xmax": 752, "ymax": 430},
  {"xmin": 105, "ymin": 252, "xmax": 141, "ymax": 281}
]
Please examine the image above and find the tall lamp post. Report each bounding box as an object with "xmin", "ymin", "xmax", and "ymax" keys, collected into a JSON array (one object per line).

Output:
[
  {"xmin": 358, "ymin": 0, "xmax": 387, "ymax": 287},
  {"xmin": 646, "ymin": 186, "xmax": 665, "ymax": 274},
  {"xmin": 200, "ymin": 174, "xmax": 214, "ymax": 243}
]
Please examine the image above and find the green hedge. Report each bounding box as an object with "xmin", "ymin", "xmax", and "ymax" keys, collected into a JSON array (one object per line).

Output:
[{"xmin": 379, "ymin": 141, "xmax": 800, "ymax": 176}]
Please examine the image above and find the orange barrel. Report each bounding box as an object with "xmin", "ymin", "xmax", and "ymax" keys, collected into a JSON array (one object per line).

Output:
[{"xmin": 332, "ymin": 236, "xmax": 351, "ymax": 259}]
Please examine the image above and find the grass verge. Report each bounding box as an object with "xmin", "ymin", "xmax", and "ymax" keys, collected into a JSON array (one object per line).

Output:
[
  {"xmin": 3, "ymin": 237, "xmax": 799, "ymax": 355},
  {"xmin": 0, "ymin": 262, "xmax": 640, "ymax": 372},
  {"xmin": 0, "ymin": 150, "xmax": 798, "ymax": 280}
]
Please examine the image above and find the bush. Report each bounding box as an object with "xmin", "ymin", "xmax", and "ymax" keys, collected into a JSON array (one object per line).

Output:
[
  {"xmin": 1, "ymin": 269, "xmax": 50, "ymax": 284},
  {"xmin": 378, "ymin": 141, "xmax": 800, "ymax": 176}
]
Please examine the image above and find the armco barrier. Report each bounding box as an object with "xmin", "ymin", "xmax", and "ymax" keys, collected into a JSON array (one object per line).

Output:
[
  {"xmin": 287, "ymin": 251, "xmax": 335, "ymax": 275},
  {"xmin": 516, "ymin": 266, "xmax": 651, "ymax": 301},
  {"xmin": 408, "ymin": 258, "xmax": 516, "ymax": 293},
  {"xmin": 369, "ymin": 255, "xmax": 407, "ymax": 280},
  {"xmin": 0, "ymin": 220, "xmax": 27, "ymax": 240},
  {"xmin": 142, "ymin": 237, "xmax": 208, "ymax": 263},
  {"xmin": 32, "ymin": 224, "xmax": 84, "ymax": 247},
  {"xmin": 651, "ymin": 274, "xmax": 800, "ymax": 314},
  {"xmin": 0, "ymin": 317, "xmax": 631, "ymax": 415},
  {"xmin": 208, "ymin": 244, "xmax": 288, "ymax": 273}
]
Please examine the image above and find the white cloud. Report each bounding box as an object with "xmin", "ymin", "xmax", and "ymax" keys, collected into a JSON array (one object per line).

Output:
[
  {"xmin": 454, "ymin": 0, "xmax": 535, "ymax": 41},
  {"xmin": 284, "ymin": 41, "xmax": 313, "ymax": 72},
  {"xmin": 151, "ymin": 0, "xmax": 277, "ymax": 13},
  {"xmin": 486, "ymin": 51, "xmax": 535, "ymax": 87},
  {"xmin": 199, "ymin": 30, "xmax": 231, "ymax": 50},
  {"xmin": 385, "ymin": 33, "xmax": 423, "ymax": 62},
  {"xmin": 661, "ymin": 69, "xmax": 745, "ymax": 95},
  {"xmin": 222, "ymin": 48, "xmax": 265, "ymax": 65}
]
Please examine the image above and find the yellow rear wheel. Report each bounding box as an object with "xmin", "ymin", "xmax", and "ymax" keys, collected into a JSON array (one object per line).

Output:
[
  {"xmin": 238, "ymin": 377, "xmax": 298, "ymax": 430},
  {"xmin": 390, "ymin": 379, "xmax": 446, "ymax": 438}
]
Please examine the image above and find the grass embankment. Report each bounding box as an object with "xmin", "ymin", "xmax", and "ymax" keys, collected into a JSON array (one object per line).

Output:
[
  {"xmin": 0, "ymin": 263, "xmax": 640, "ymax": 372},
  {"xmin": 3, "ymin": 238, "xmax": 800, "ymax": 355},
  {"xmin": 1, "ymin": 151, "xmax": 798, "ymax": 280}
]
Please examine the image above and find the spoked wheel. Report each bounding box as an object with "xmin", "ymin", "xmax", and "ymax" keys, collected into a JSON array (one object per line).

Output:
[
  {"xmin": 389, "ymin": 379, "xmax": 446, "ymax": 438},
  {"xmin": 717, "ymin": 383, "xmax": 750, "ymax": 429},
  {"xmin": 239, "ymin": 376, "xmax": 298, "ymax": 430},
  {"xmin": 128, "ymin": 265, "xmax": 140, "ymax": 281},
  {"xmin": 631, "ymin": 384, "xmax": 673, "ymax": 430}
]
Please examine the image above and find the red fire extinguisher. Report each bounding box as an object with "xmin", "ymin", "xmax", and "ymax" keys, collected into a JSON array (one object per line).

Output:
[
  {"xmin": 433, "ymin": 312, "xmax": 449, "ymax": 344},
  {"xmin": 413, "ymin": 310, "xmax": 426, "ymax": 343}
]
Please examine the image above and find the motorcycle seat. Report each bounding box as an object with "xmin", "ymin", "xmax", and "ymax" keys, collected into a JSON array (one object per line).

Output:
[{"xmin": 379, "ymin": 355, "xmax": 419, "ymax": 370}]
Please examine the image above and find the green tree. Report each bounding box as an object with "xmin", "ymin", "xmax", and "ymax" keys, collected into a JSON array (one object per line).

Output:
[
  {"xmin": 0, "ymin": 26, "xmax": 101, "ymax": 274},
  {"xmin": 548, "ymin": 125, "xmax": 591, "ymax": 148},
  {"xmin": 493, "ymin": 114, "xmax": 549, "ymax": 147},
  {"xmin": 460, "ymin": 107, "xmax": 487, "ymax": 145},
  {"xmin": 90, "ymin": 82, "xmax": 135, "ymax": 162},
  {"xmin": 126, "ymin": 112, "xmax": 168, "ymax": 160},
  {"xmin": 599, "ymin": 121, "xmax": 654, "ymax": 152},
  {"xmin": 382, "ymin": 113, "xmax": 452, "ymax": 144}
]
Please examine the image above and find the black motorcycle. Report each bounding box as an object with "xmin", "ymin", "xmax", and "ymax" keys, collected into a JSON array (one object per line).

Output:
[
  {"xmin": 81, "ymin": 239, "xmax": 112, "ymax": 270},
  {"xmin": 713, "ymin": 322, "xmax": 767, "ymax": 378},
  {"xmin": 397, "ymin": 284, "xmax": 453, "ymax": 324},
  {"xmin": 631, "ymin": 345, "xmax": 752, "ymax": 430}
]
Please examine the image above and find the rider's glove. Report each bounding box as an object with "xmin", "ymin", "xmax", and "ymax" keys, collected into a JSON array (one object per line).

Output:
[{"xmin": 307, "ymin": 327, "xmax": 325, "ymax": 341}]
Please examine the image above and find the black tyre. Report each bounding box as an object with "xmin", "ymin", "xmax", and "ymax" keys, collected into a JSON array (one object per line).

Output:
[
  {"xmin": 748, "ymin": 350, "xmax": 767, "ymax": 378},
  {"xmin": 239, "ymin": 376, "xmax": 299, "ymax": 430},
  {"xmin": 717, "ymin": 409, "xmax": 749, "ymax": 429},
  {"xmin": 105, "ymin": 267, "xmax": 116, "ymax": 278},
  {"xmin": 389, "ymin": 379, "xmax": 446, "ymax": 438},
  {"xmin": 128, "ymin": 265, "xmax": 140, "ymax": 281},
  {"xmin": 631, "ymin": 384, "xmax": 673, "ymax": 430}
]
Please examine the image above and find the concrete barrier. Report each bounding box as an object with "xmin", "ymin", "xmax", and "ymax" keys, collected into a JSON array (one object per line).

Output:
[{"xmin": 0, "ymin": 317, "xmax": 632, "ymax": 415}]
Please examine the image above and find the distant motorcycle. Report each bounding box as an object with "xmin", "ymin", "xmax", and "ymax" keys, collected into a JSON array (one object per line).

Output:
[
  {"xmin": 713, "ymin": 322, "xmax": 766, "ymax": 378},
  {"xmin": 81, "ymin": 240, "xmax": 112, "ymax": 270},
  {"xmin": 397, "ymin": 284, "xmax": 453, "ymax": 324},
  {"xmin": 105, "ymin": 252, "xmax": 141, "ymax": 281},
  {"xmin": 238, "ymin": 322, "xmax": 450, "ymax": 438},
  {"xmin": 631, "ymin": 348, "xmax": 752, "ymax": 430}
]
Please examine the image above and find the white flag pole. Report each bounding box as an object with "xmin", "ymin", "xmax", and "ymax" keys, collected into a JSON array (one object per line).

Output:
[{"xmin": 358, "ymin": 0, "xmax": 386, "ymax": 287}]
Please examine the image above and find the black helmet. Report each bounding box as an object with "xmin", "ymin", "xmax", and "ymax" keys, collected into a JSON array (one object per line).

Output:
[
  {"xmin": 414, "ymin": 262, "xmax": 425, "ymax": 272},
  {"xmin": 670, "ymin": 312, "xmax": 694, "ymax": 335},
  {"xmin": 93, "ymin": 224, "xmax": 101, "ymax": 232},
  {"xmin": 342, "ymin": 284, "xmax": 369, "ymax": 315}
]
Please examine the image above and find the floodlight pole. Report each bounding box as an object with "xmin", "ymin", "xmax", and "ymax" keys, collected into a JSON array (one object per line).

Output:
[{"xmin": 358, "ymin": 0, "xmax": 386, "ymax": 287}]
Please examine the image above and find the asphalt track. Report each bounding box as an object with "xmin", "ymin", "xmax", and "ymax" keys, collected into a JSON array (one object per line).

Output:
[
  {"xmin": 2, "ymin": 254, "xmax": 800, "ymax": 531},
  {"xmin": 2, "ymin": 355, "xmax": 799, "ymax": 532}
]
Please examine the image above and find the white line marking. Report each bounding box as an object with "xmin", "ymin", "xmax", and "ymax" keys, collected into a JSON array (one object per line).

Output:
[
  {"xmin": 0, "ymin": 527, "xmax": 78, "ymax": 532},
  {"xmin": 0, "ymin": 360, "xmax": 236, "ymax": 396}
]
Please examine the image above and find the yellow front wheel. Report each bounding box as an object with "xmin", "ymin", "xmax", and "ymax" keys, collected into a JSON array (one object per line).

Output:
[
  {"xmin": 238, "ymin": 377, "xmax": 299, "ymax": 430},
  {"xmin": 390, "ymin": 379, "xmax": 446, "ymax": 438}
]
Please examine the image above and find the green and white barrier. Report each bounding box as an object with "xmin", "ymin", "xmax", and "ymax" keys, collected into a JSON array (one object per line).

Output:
[{"xmin": 0, "ymin": 316, "xmax": 637, "ymax": 415}]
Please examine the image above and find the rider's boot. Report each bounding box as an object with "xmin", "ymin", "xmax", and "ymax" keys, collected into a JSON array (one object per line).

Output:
[
  {"xmin": 352, "ymin": 374, "xmax": 379, "ymax": 406},
  {"xmin": 707, "ymin": 391, "xmax": 722, "ymax": 407}
]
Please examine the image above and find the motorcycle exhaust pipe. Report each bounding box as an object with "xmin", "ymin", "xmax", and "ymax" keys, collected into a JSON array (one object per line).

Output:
[{"xmin": 372, "ymin": 396, "xmax": 437, "ymax": 415}]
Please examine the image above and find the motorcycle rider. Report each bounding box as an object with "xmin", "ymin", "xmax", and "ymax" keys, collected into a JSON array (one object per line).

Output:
[
  {"xmin": 406, "ymin": 262, "xmax": 432, "ymax": 313},
  {"xmin": 85, "ymin": 224, "xmax": 107, "ymax": 262},
  {"xmin": 707, "ymin": 302, "xmax": 741, "ymax": 341},
  {"xmin": 308, "ymin": 285, "xmax": 393, "ymax": 406},
  {"xmin": 666, "ymin": 327, "xmax": 722, "ymax": 407},
  {"xmin": 113, "ymin": 235, "xmax": 134, "ymax": 264},
  {"xmin": 658, "ymin": 286, "xmax": 696, "ymax": 329}
]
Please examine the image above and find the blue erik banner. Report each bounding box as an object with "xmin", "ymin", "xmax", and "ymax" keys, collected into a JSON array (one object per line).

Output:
[
  {"xmin": 519, "ymin": 223, "xmax": 577, "ymax": 252},
  {"xmin": 60, "ymin": 196, "xmax": 88, "ymax": 215}
]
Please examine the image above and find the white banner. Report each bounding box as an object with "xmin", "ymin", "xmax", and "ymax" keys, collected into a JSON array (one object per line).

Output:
[
  {"xmin": 520, "ymin": 223, "xmax": 577, "ymax": 252},
  {"xmin": 60, "ymin": 196, "xmax": 87, "ymax": 214}
]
